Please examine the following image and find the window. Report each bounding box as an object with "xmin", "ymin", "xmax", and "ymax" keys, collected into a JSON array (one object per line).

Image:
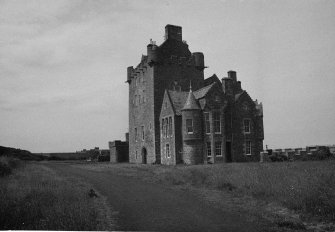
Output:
[
  {"xmin": 244, "ymin": 119, "xmax": 251, "ymax": 133},
  {"xmin": 206, "ymin": 142, "xmax": 211, "ymax": 157},
  {"xmin": 215, "ymin": 142, "xmax": 222, "ymax": 156},
  {"xmin": 135, "ymin": 128, "xmax": 137, "ymax": 142},
  {"xmin": 149, "ymin": 123, "xmax": 152, "ymax": 130},
  {"xmin": 213, "ymin": 111, "xmax": 221, "ymax": 133},
  {"xmin": 135, "ymin": 151, "xmax": 137, "ymax": 159},
  {"xmin": 168, "ymin": 117, "xmax": 172, "ymax": 137},
  {"xmin": 245, "ymin": 141, "xmax": 251, "ymax": 155},
  {"xmin": 186, "ymin": 119, "xmax": 193, "ymax": 134},
  {"xmin": 141, "ymin": 125, "xmax": 145, "ymax": 141},
  {"xmin": 162, "ymin": 119, "xmax": 165, "ymax": 137},
  {"xmin": 165, "ymin": 101, "xmax": 168, "ymax": 109},
  {"xmin": 166, "ymin": 144, "xmax": 170, "ymax": 158},
  {"xmin": 204, "ymin": 112, "xmax": 210, "ymax": 134},
  {"xmin": 165, "ymin": 118, "xmax": 168, "ymax": 138}
]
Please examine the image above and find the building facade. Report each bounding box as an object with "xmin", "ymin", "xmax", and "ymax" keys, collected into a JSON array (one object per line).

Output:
[{"xmin": 127, "ymin": 24, "xmax": 264, "ymax": 164}]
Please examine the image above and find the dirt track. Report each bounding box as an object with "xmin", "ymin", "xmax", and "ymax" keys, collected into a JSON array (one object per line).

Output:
[{"xmin": 46, "ymin": 162, "xmax": 272, "ymax": 232}]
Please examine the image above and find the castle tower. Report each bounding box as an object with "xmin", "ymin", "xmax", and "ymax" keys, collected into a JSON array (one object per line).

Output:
[
  {"xmin": 181, "ymin": 87, "xmax": 203, "ymax": 164},
  {"xmin": 127, "ymin": 25, "xmax": 205, "ymax": 164}
]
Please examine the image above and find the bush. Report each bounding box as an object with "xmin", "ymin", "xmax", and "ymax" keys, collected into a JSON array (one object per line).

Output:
[{"xmin": 269, "ymin": 152, "xmax": 288, "ymax": 162}]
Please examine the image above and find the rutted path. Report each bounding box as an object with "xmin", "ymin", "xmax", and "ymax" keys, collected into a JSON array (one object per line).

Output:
[{"xmin": 46, "ymin": 162, "xmax": 273, "ymax": 232}]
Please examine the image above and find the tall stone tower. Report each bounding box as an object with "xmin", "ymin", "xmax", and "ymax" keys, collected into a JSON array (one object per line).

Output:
[{"xmin": 127, "ymin": 25, "xmax": 206, "ymax": 164}]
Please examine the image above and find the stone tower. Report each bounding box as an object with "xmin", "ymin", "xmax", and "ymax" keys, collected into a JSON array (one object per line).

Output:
[
  {"xmin": 181, "ymin": 88, "xmax": 203, "ymax": 164},
  {"xmin": 127, "ymin": 24, "xmax": 206, "ymax": 164}
]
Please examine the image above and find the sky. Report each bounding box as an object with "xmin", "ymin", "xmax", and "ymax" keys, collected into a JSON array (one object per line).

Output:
[{"xmin": 1, "ymin": 0, "xmax": 335, "ymax": 152}]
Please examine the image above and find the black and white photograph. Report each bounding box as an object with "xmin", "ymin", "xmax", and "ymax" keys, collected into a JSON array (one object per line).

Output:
[{"xmin": 1, "ymin": 0, "xmax": 335, "ymax": 231}]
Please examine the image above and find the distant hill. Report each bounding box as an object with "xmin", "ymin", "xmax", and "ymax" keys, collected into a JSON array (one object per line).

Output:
[{"xmin": 0, "ymin": 146, "xmax": 45, "ymax": 161}]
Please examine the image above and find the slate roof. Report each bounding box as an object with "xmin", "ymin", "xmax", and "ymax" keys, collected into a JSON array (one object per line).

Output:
[
  {"xmin": 167, "ymin": 83, "xmax": 215, "ymax": 115},
  {"xmin": 234, "ymin": 91, "xmax": 245, "ymax": 102},
  {"xmin": 204, "ymin": 74, "xmax": 221, "ymax": 86},
  {"xmin": 167, "ymin": 91, "xmax": 189, "ymax": 115},
  {"xmin": 182, "ymin": 90, "xmax": 201, "ymax": 110},
  {"xmin": 193, "ymin": 83, "xmax": 215, "ymax": 99}
]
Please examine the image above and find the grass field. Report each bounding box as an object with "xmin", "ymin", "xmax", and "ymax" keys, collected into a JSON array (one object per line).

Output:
[
  {"xmin": 0, "ymin": 158, "xmax": 115, "ymax": 230},
  {"xmin": 81, "ymin": 160, "xmax": 335, "ymax": 223},
  {"xmin": 152, "ymin": 161, "xmax": 335, "ymax": 222}
]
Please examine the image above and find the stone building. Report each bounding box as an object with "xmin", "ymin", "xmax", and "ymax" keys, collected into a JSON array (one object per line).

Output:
[{"xmin": 127, "ymin": 24, "xmax": 264, "ymax": 164}]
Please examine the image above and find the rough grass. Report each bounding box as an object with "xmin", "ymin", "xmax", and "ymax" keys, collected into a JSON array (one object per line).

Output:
[
  {"xmin": 0, "ymin": 156, "xmax": 22, "ymax": 176},
  {"xmin": 149, "ymin": 161, "xmax": 335, "ymax": 221},
  {"xmin": 0, "ymin": 162, "xmax": 115, "ymax": 230}
]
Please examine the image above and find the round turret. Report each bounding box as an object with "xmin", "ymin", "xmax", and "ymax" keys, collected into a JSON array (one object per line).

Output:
[
  {"xmin": 147, "ymin": 44, "xmax": 159, "ymax": 63},
  {"xmin": 127, "ymin": 66, "xmax": 134, "ymax": 83},
  {"xmin": 181, "ymin": 90, "xmax": 203, "ymax": 164},
  {"xmin": 181, "ymin": 90, "xmax": 202, "ymax": 141},
  {"xmin": 192, "ymin": 52, "xmax": 204, "ymax": 68}
]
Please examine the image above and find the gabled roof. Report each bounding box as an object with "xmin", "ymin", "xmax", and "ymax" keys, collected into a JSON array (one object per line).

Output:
[
  {"xmin": 167, "ymin": 91, "xmax": 189, "ymax": 115},
  {"xmin": 167, "ymin": 82, "xmax": 218, "ymax": 115},
  {"xmin": 204, "ymin": 74, "xmax": 221, "ymax": 86},
  {"xmin": 234, "ymin": 91, "xmax": 246, "ymax": 102},
  {"xmin": 182, "ymin": 90, "xmax": 201, "ymax": 111},
  {"xmin": 193, "ymin": 83, "xmax": 215, "ymax": 99}
]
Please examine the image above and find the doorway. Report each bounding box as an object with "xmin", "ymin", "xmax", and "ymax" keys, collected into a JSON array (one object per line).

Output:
[{"xmin": 225, "ymin": 142, "xmax": 232, "ymax": 162}]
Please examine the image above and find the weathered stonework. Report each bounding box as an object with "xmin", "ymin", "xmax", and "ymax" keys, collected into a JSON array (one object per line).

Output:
[{"xmin": 127, "ymin": 24, "xmax": 264, "ymax": 164}]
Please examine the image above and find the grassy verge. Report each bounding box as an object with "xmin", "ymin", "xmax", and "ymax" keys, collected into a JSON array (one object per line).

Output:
[
  {"xmin": 150, "ymin": 161, "xmax": 335, "ymax": 221},
  {"xmin": 0, "ymin": 162, "xmax": 115, "ymax": 230}
]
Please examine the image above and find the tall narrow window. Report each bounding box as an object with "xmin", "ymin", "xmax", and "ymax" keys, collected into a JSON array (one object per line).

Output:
[
  {"xmin": 168, "ymin": 117, "xmax": 172, "ymax": 137},
  {"xmin": 204, "ymin": 112, "xmax": 210, "ymax": 134},
  {"xmin": 166, "ymin": 144, "xmax": 170, "ymax": 158},
  {"xmin": 215, "ymin": 142, "xmax": 222, "ymax": 156},
  {"xmin": 162, "ymin": 119, "xmax": 165, "ymax": 138},
  {"xmin": 141, "ymin": 125, "xmax": 145, "ymax": 141},
  {"xmin": 206, "ymin": 142, "xmax": 211, "ymax": 157},
  {"xmin": 245, "ymin": 140, "xmax": 251, "ymax": 155},
  {"xmin": 135, "ymin": 128, "xmax": 137, "ymax": 142},
  {"xmin": 213, "ymin": 111, "xmax": 221, "ymax": 133},
  {"xmin": 244, "ymin": 119, "xmax": 251, "ymax": 133},
  {"xmin": 165, "ymin": 117, "xmax": 168, "ymax": 138},
  {"xmin": 186, "ymin": 119, "xmax": 193, "ymax": 134},
  {"xmin": 135, "ymin": 151, "xmax": 137, "ymax": 159}
]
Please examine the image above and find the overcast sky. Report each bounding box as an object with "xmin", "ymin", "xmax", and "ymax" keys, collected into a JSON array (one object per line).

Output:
[{"xmin": 1, "ymin": 0, "xmax": 335, "ymax": 152}]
